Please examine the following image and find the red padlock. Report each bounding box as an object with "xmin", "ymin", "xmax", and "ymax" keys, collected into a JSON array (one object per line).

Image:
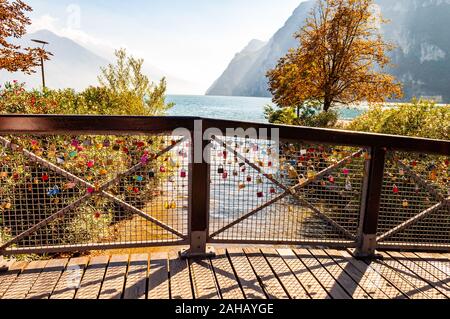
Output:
[{"xmin": 393, "ymin": 184, "xmax": 399, "ymax": 194}]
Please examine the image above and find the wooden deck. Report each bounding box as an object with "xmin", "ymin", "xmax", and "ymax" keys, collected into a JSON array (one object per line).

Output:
[{"xmin": 1, "ymin": 248, "xmax": 449, "ymax": 299}]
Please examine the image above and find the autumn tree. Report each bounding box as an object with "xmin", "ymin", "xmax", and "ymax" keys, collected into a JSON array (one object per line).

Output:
[
  {"xmin": 267, "ymin": 0, "xmax": 403, "ymax": 113},
  {"xmin": 98, "ymin": 48, "xmax": 174, "ymax": 115},
  {"xmin": 0, "ymin": 0, "xmax": 48, "ymax": 73}
]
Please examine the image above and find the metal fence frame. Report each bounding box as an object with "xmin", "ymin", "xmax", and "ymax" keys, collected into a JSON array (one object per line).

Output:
[{"xmin": 0, "ymin": 115, "xmax": 449, "ymax": 257}]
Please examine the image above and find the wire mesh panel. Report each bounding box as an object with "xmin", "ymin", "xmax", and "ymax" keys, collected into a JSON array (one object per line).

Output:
[
  {"xmin": 377, "ymin": 151, "xmax": 450, "ymax": 249},
  {"xmin": 0, "ymin": 134, "xmax": 190, "ymax": 254},
  {"xmin": 208, "ymin": 136, "xmax": 367, "ymax": 245}
]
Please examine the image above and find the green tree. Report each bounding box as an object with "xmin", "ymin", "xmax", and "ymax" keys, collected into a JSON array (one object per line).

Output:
[{"xmin": 98, "ymin": 48, "xmax": 173, "ymax": 115}]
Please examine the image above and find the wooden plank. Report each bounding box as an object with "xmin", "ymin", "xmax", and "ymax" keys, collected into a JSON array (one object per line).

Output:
[
  {"xmin": 403, "ymin": 252, "xmax": 450, "ymax": 293},
  {"xmin": 227, "ymin": 248, "xmax": 266, "ymax": 299},
  {"xmin": 378, "ymin": 251, "xmax": 443, "ymax": 299},
  {"xmin": 387, "ymin": 251, "xmax": 450, "ymax": 299},
  {"xmin": 75, "ymin": 255, "xmax": 109, "ymax": 299},
  {"xmin": 415, "ymin": 252, "xmax": 450, "ymax": 278},
  {"xmin": 169, "ymin": 252, "xmax": 192, "ymax": 299},
  {"xmin": 261, "ymin": 248, "xmax": 310, "ymax": 299},
  {"xmin": 99, "ymin": 255, "xmax": 129, "ymax": 300},
  {"xmin": 325, "ymin": 250, "xmax": 389, "ymax": 299},
  {"xmin": 210, "ymin": 249, "xmax": 244, "ymax": 299},
  {"xmin": 338, "ymin": 250, "xmax": 406, "ymax": 299},
  {"xmin": 294, "ymin": 249, "xmax": 350, "ymax": 299},
  {"xmin": 277, "ymin": 249, "xmax": 329, "ymax": 299},
  {"xmin": 149, "ymin": 252, "xmax": 170, "ymax": 300},
  {"xmin": 244, "ymin": 248, "xmax": 289, "ymax": 299},
  {"xmin": 123, "ymin": 254, "xmax": 148, "ymax": 300},
  {"xmin": 26, "ymin": 258, "xmax": 68, "ymax": 299},
  {"xmin": 0, "ymin": 261, "xmax": 28, "ymax": 298},
  {"xmin": 51, "ymin": 257, "xmax": 89, "ymax": 299},
  {"xmin": 190, "ymin": 258, "xmax": 220, "ymax": 299},
  {"xmin": 350, "ymin": 251, "xmax": 427, "ymax": 299},
  {"xmin": 309, "ymin": 249, "xmax": 371, "ymax": 299},
  {"xmin": 2, "ymin": 260, "xmax": 48, "ymax": 299}
]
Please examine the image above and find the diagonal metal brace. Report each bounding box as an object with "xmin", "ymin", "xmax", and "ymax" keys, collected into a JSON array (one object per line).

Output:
[
  {"xmin": 377, "ymin": 197, "xmax": 450, "ymax": 242},
  {"xmin": 396, "ymin": 159, "xmax": 445, "ymax": 202},
  {"xmin": 209, "ymin": 136, "xmax": 361, "ymax": 240},
  {"xmin": 0, "ymin": 136, "xmax": 187, "ymax": 251}
]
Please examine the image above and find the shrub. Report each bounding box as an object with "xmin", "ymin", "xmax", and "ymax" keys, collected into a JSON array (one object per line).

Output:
[
  {"xmin": 348, "ymin": 99, "xmax": 449, "ymax": 140},
  {"xmin": 265, "ymin": 102, "xmax": 339, "ymax": 128}
]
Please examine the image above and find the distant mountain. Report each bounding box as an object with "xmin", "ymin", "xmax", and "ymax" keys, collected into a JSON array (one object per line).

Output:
[
  {"xmin": 1, "ymin": 29, "xmax": 109, "ymax": 91},
  {"xmin": 207, "ymin": 0, "xmax": 450, "ymax": 103},
  {"xmin": 207, "ymin": 39, "xmax": 267, "ymax": 96},
  {"xmin": 0, "ymin": 29, "xmax": 198, "ymax": 94}
]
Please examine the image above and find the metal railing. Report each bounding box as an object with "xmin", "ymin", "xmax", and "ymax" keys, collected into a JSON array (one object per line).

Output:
[{"xmin": 0, "ymin": 115, "xmax": 448, "ymax": 257}]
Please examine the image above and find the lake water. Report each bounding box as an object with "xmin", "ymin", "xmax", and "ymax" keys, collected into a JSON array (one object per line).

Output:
[{"xmin": 166, "ymin": 95, "xmax": 365, "ymax": 122}]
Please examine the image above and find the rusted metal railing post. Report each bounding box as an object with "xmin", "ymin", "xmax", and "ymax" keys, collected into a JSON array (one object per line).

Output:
[
  {"xmin": 180, "ymin": 120, "xmax": 215, "ymax": 258},
  {"xmin": 355, "ymin": 147, "xmax": 387, "ymax": 259}
]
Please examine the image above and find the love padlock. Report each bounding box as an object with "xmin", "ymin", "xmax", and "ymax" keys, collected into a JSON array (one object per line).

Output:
[{"xmin": 256, "ymin": 176, "xmax": 263, "ymax": 184}]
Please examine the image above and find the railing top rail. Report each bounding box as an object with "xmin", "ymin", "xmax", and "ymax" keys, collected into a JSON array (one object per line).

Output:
[
  {"xmin": 0, "ymin": 115, "xmax": 448, "ymax": 155},
  {"xmin": 203, "ymin": 118, "xmax": 450, "ymax": 155}
]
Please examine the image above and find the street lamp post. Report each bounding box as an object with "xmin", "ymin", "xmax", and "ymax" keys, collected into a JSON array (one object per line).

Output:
[{"xmin": 31, "ymin": 39, "xmax": 49, "ymax": 90}]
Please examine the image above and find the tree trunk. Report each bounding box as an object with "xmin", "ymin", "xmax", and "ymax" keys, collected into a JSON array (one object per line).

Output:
[{"xmin": 323, "ymin": 98, "xmax": 331, "ymax": 112}]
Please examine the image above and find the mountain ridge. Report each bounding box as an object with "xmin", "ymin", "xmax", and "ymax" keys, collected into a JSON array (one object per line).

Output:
[
  {"xmin": 1, "ymin": 29, "xmax": 109, "ymax": 91},
  {"xmin": 207, "ymin": 0, "xmax": 450, "ymax": 102},
  {"xmin": 0, "ymin": 29, "xmax": 198, "ymax": 94}
]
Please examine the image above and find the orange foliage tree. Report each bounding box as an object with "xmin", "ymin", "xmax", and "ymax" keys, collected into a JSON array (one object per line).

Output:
[
  {"xmin": 267, "ymin": 0, "xmax": 403, "ymax": 112},
  {"xmin": 0, "ymin": 0, "xmax": 48, "ymax": 74}
]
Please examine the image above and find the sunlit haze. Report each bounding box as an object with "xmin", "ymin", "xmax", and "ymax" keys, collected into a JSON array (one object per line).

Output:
[{"xmin": 24, "ymin": 0, "xmax": 305, "ymax": 94}]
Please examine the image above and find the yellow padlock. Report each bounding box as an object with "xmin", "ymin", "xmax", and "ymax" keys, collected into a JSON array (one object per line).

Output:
[
  {"xmin": 430, "ymin": 170, "xmax": 437, "ymax": 181},
  {"xmin": 288, "ymin": 166, "xmax": 298, "ymax": 179}
]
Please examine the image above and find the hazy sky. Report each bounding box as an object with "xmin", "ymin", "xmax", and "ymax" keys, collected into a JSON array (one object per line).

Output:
[{"xmin": 25, "ymin": 0, "xmax": 304, "ymax": 94}]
